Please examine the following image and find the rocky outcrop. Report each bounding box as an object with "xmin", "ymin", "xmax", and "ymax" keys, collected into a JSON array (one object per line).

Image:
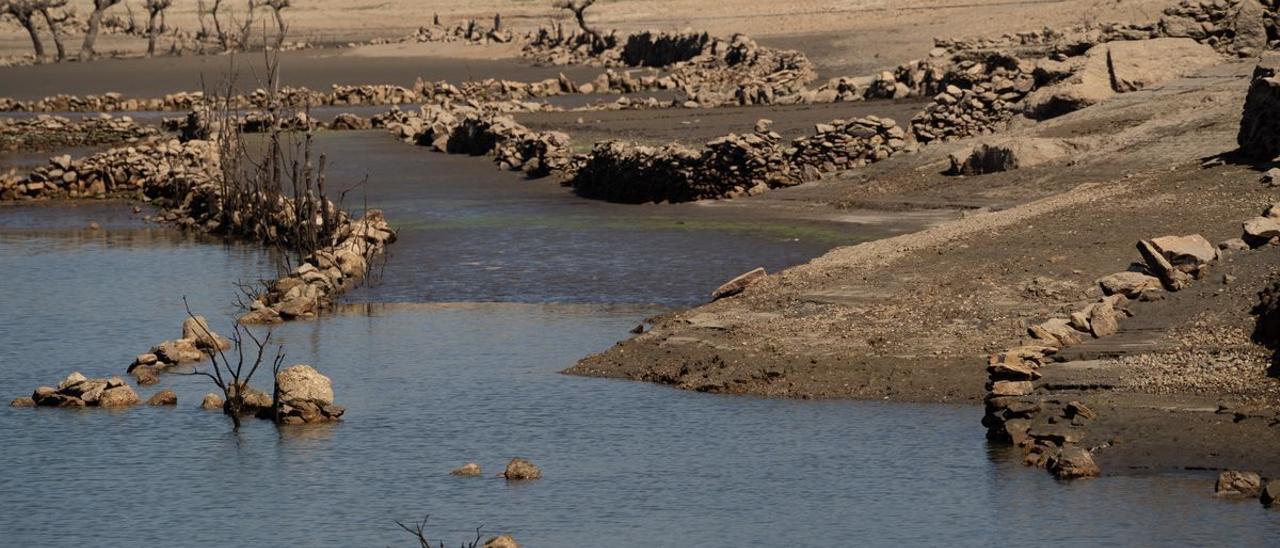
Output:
[{"xmin": 19, "ymin": 372, "xmax": 140, "ymax": 409}]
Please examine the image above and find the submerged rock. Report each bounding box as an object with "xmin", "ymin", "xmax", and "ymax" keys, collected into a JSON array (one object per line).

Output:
[
  {"xmin": 484, "ymin": 535, "xmax": 520, "ymax": 548},
  {"xmin": 146, "ymin": 389, "xmax": 178, "ymax": 406},
  {"xmin": 200, "ymin": 393, "xmax": 224, "ymax": 410},
  {"xmin": 1215, "ymin": 470, "xmax": 1262, "ymax": 497},
  {"xmin": 503, "ymin": 457, "xmax": 542, "ymax": 480},
  {"xmin": 451, "ymin": 463, "xmax": 483, "ymax": 477},
  {"xmin": 1050, "ymin": 446, "xmax": 1100, "ymax": 479}
]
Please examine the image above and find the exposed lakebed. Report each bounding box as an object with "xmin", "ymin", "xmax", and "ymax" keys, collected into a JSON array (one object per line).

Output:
[{"xmin": 2, "ymin": 133, "xmax": 1278, "ymax": 546}]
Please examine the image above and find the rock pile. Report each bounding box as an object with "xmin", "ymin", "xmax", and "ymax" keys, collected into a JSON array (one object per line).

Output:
[
  {"xmin": 270, "ymin": 364, "xmax": 345, "ymax": 424},
  {"xmin": 0, "ymin": 114, "xmax": 158, "ymax": 151},
  {"xmin": 239, "ymin": 210, "xmax": 394, "ymax": 324},
  {"xmin": 12, "ymin": 372, "xmax": 140, "ymax": 409},
  {"xmin": 910, "ymin": 52, "xmax": 1036, "ymax": 143},
  {"xmin": 398, "ymin": 20, "xmax": 517, "ymax": 45},
  {"xmin": 127, "ymin": 315, "xmax": 232, "ymax": 384},
  {"xmin": 0, "ymin": 138, "xmax": 217, "ymax": 201}
]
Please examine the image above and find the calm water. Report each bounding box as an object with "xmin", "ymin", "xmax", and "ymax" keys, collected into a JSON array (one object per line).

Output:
[{"xmin": 2, "ymin": 142, "xmax": 1279, "ymax": 547}]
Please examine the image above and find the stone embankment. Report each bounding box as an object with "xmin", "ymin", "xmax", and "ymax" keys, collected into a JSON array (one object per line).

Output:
[
  {"xmin": 571, "ymin": 117, "xmax": 908, "ymax": 203},
  {"xmin": 0, "ymin": 114, "xmax": 158, "ymax": 151},
  {"xmin": 983, "ymin": 233, "xmax": 1228, "ymax": 480},
  {"xmin": 0, "ymin": 133, "xmax": 395, "ymax": 326}
]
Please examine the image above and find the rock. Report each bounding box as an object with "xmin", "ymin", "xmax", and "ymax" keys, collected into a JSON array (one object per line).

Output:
[
  {"xmin": 1149, "ymin": 234, "xmax": 1216, "ymax": 272},
  {"xmin": 1023, "ymin": 44, "xmax": 1114, "ymax": 118},
  {"xmin": 1088, "ymin": 300, "xmax": 1119, "ymax": 338},
  {"xmin": 1028, "ymin": 318, "xmax": 1084, "ymax": 347},
  {"xmin": 1262, "ymin": 481, "xmax": 1280, "ymax": 507},
  {"xmin": 483, "ymin": 536, "xmax": 520, "ymax": 548},
  {"xmin": 986, "ymin": 359, "xmax": 1040, "ymax": 381},
  {"xmin": 133, "ymin": 353, "xmax": 159, "ymax": 367},
  {"xmin": 1098, "ymin": 271, "xmax": 1162, "ymax": 298},
  {"xmin": 1051, "ymin": 446, "xmax": 1100, "ymax": 479},
  {"xmin": 1263, "ymin": 168, "xmax": 1280, "ymax": 186},
  {"xmin": 710, "ymin": 267, "xmax": 766, "ymax": 301},
  {"xmin": 1243, "ymin": 217, "xmax": 1280, "ymax": 247},
  {"xmin": 1106, "ymin": 38, "xmax": 1219, "ymax": 93},
  {"xmin": 1233, "ymin": 0, "xmax": 1269, "ymax": 56},
  {"xmin": 948, "ymin": 138, "xmax": 1085, "ymax": 175},
  {"xmin": 57, "ymin": 371, "xmax": 87, "ymax": 390},
  {"xmin": 451, "ymin": 463, "xmax": 483, "ymax": 476},
  {"xmin": 200, "ymin": 393, "xmax": 224, "ymax": 410},
  {"xmin": 1215, "ymin": 470, "xmax": 1263, "ymax": 497},
  {"xmin": 503, "ymin": 457, "xmax": 542, "ymax": 480},
  {"xmin": 9, "ymin": 396, "xmax": 35, "ymax": 407},
  {"xmin": 238, "ymin": 306, "xmax": 283, "ymax": 325},
  {"xmin": 182, "ymin": 315, "xmax": 231, "ymax": 351},
  {"xmin": 1065, "ymin": 401, "xmax": 1098, "ymax": 421},
  {"xmin": 275, "ymin": 364, "xmax": 334, "ymax": 406},
  {"xmin": 1219, "ymin": 238, "xmax": 1250, "ymax": 251},
  {"xmin": 152, "ymin": 338, "xmax": 206, "ymax": 364},
  {"xmin": 146, "ymin": 389, "xmax": 177, "ymax": 406},
  {"xmin": 1137, "ymin": 239, "xmax": 1191, "ymax": 291},
  {"xmin": 989, "ymin": 380, "xmax": 1034, "ymax": 397},
  {"xmin": 98, "ymin": 384, "xmax": 141, "ymax": 408}
]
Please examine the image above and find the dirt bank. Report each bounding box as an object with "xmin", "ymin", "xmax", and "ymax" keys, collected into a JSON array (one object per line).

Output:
[{"xmin": 568, "ymin": 58, "xmax": 1280, "ymax": 474}]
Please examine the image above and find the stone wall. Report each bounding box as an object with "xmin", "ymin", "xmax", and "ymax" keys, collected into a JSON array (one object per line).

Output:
[{"xmin": 0, "ymin": 114, "xmax": 158, "ymax": 151}]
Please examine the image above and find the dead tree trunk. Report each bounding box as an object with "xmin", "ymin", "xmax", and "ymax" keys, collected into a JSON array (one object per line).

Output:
[
  {"xmin": 80, "ymin": 0, "xmax": 122, "ymax": 61},
  {"xmin": 553, "ymin": 0, "xmax": 602, "ymax": 49},
  {"xmin": 37, "ymin": 0, "xmax": 68, "ymax": 62},
  {"xmin": 145, "ymin": 0, "xmax": 172, "ymax": 57},
  {"xmin": 2, "ymin": 1, "xmax": 46, "ymax": 62},
  {"xmin": 265, "ymin": 0, "xmax": 289, "ymax": 48}
]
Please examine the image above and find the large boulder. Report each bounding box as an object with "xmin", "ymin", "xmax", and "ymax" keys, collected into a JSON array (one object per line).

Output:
[
  {"xmin": 1233, "ymin": 0, "xmax": 1269, "ymax": 57},
  {"xmin": 275, "ymin": 364, "xmax": 334, "ymax": 406},
  {"xmin": 948, "ymin": 138, "xmax": 1086, "ymax": 175},
  {"xmin": 1106, "ymin": 38, "xmax": 1219, "ymax": 93},
  {"xmin": 1098, "ymin": 271, "xmax": 1162, "ymax": 298},
  {"xmin": 1025, "ymin": 39, "xmax": 1220, "ymax": 119},
  {"xmin": 181, "ymin": 315, "xmax": 231, "ymax": 352},
  {"xmin": 1023, "ymin": 45, "xmax": 1114, "ymax": 119},
  {"xmin": 1149, "ymin": 234, "xmax": 1216, "ymax": 272},
  {"xmin": 98, "ymin": 382, "xmax": 141, "ymax": 408}
]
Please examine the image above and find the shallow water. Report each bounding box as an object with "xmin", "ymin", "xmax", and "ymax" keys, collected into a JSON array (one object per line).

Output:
[{"xmin": 3, "ymin": 143, "xmax": 1279, "ymax": 546}]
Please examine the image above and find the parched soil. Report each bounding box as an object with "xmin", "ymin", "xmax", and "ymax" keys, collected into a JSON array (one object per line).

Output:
[{"xmin": 567, "ymin": 60, "xmax": 1280, "ymax": 473}]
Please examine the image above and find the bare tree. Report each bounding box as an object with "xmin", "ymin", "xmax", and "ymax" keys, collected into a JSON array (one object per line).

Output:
[
  {"xmin": 180, "ymin": 299, "xmax": 285, "ymax": 431},
  {"xmin": 553, "ymin": 0, "xmax": 599, "ymax": 43},
  {"xmin": 1, "ymin": 1, "xmax": 46, "ymax": 61},
  {"xmin": 263, "ymin": 0, "xmax": 287, "ymax": 48},
  {"xmin": 144, "ymin": 0, "xmax": 173, "ymax": 57},
  {"xmin": 231, "ymin": 0, "xmax": 257, "ymax": 50},
  {"xmin": 395, "ymin": 516, "xmax": 482, "ymax": 548},
  {"xmin": 80, "ymin": 0, "xmax": 122, "ymax": 60},
  {"xmin": 37, "ymin": 0, "xmax": 70, "ymax": 62}
]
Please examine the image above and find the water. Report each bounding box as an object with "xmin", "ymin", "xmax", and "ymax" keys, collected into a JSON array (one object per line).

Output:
[{"xmin": 2, "ymin": 144, "xmax": 1279, "ymax": 547}]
